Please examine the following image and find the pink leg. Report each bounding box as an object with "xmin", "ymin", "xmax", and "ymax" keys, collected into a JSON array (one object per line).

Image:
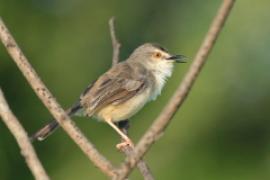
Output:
[{"xmin": 105, "ymin": 118, "xmax": 134, "ymax": 149}]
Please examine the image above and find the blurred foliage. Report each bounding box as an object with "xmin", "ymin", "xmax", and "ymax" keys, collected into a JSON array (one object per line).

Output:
[{"xmin": 1, "ymin": 0, "xmax": 270, "ymax": 179}]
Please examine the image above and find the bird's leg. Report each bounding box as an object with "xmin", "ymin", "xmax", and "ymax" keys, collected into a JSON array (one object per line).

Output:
[
  {"xmin": 105, "ymin": 118, "xmax": 134, "ymax": 149},
  {"xmin": 116, "ymin": 120, "xmax": 132, "ymax": 149}
]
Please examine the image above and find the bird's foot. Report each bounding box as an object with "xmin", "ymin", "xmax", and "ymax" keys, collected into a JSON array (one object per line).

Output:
[{"xmin": 116, "ymin": 139, "xmax": 134, "ymax": 150}]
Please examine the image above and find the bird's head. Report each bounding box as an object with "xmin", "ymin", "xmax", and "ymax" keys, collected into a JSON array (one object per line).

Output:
[{"xmin": 128, "ymin": 43, "xmax": 186, "ymax": 68}]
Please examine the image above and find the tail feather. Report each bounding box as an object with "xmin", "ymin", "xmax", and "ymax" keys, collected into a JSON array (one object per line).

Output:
[
  {"xmin": 30, "ymin": 121, "xmax": 59, "ymax": 142},
  {"xmin": 30, "ymin": 101, "xmax": 82, "ymax": 142}
]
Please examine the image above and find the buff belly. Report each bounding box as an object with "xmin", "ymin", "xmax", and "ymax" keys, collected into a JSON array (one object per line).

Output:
[{"xmin": 94, "ymin": 90, "xmax": 151, "ymax": 122}]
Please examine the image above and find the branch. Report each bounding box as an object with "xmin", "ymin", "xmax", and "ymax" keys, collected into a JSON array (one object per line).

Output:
[
  {"xmin": 118, "ymin": 121, "xmax": 154, "ymax": 180},
  {"xmin": 0, "ymin": 89, "xmax": 49, "ymax": 180},
  {"xmin": 109, "ymin": 17, "xmax": 121, "ymax": 66},
  {"xmin": 109, "ymin": 18, "xmax": 154, "ymax": 180},
  {"xmin": 0, "ymin": 17, "xmax": 116, "ymax": 178},
  {"xmin": 120, "ymin": 146, "xmax": 154, "ymax": 180},
  {"xmin": 116, "ymin": 0, "xmax": 236, "ymax": 179}
]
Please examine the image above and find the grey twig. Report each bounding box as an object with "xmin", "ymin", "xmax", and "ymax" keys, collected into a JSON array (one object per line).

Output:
[
  {"xmin": 109, "ymin": 17, "xmax": 121, "ymax": 66},
  {"xmin": 0, "ymin": 89, "xmax": 50, "ymax": 180},
  {"xmin": 116, "ymin": 0, "xmax": 236, "ymax": 179},
  {"xmin": 109, "ymin": 18, "xmax": 154, "ymax": 180},
  {"xmin": 0, "ymin": 17, "xmax": 116, "ymax": 178}
]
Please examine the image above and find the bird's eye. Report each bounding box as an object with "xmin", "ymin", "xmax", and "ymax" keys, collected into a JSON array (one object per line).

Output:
[{"xmin": 154, "ymin": 52, "xmax": 162, "ymax": 58}]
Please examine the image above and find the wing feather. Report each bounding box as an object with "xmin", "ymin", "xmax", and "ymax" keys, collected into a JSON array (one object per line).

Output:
[{"xmin": 80, "ymin": 62, "xmax": 147, "ymax": 116}]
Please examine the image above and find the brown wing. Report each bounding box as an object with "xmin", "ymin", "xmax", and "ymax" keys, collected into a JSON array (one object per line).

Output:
[{"xmin": 80, "ymin": 62, "xmax": 147, "ymax": 116}]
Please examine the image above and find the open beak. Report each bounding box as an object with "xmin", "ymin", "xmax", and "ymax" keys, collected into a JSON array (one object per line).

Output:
[{"xmin": 166, "ymin": 54, "xmax": 187, "ymax": 63}]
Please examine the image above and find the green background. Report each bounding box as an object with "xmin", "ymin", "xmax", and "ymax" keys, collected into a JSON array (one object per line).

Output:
[{"xmin": 1, "ymin": 0, "xmax": 270, "ymax": 179}]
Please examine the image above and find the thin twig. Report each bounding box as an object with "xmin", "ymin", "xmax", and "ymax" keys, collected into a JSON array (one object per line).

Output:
[
  {"xmin": 116, "ymin": 0, "xmax": 236, "ymax": 179},
  {"xmin": 0, "ymin": 89, "xmax": 50, "ymax": 180},
  {"xmin": 109, "ymin": 17, "xmax": 154, "ymax": 180},
  {"xmin": 109, "ymin": 17, "xmax": 121, "ymax": 66},
  {"xmin": 0, "ymin": 17, "xmax": 116, "ymax": 178}
]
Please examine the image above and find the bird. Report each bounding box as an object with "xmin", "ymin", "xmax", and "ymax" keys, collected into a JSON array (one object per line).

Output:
[{"xmin": 31, "ymin": 43, "xmax": 186, "ymax": 148}]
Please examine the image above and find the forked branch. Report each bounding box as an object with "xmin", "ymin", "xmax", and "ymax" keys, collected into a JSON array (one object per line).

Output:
[
  {"xmin": 116, "ymin": 0, "xmax": 236, "ymax": 179},
  {"xmin": 0, "ymin": 0, "xmax": 235, "ymax": 178}
]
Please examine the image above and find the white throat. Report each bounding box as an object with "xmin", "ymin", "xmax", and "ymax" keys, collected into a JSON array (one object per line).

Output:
[{"xmin": 148, "ymin": 61, "xmax": 174, "ymax": 101}]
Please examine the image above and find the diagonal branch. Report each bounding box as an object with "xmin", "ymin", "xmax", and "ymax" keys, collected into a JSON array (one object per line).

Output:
[
  {"xmin": 109, "ymin": 17, "xmax": 154, "ymax": 180},
  {"xmin": 116, "ymin": 0, "xmax": 236, "ymax": 179},
  {"xmin": 0, "ymin": 89, "xmax": 50, "ymax": 180},
  {"xmin": 0, "ymin": 17, "xmax": 116, "ymax": 178}
]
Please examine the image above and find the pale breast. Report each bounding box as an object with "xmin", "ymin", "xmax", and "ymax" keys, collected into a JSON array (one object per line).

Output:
[
  {"xmin": 94, "ymin": 88, "xmax": 151, "ymax": 122},
  {"xmin": 149, "ymin": 61, "xmax": 173, "ymax": 101}
]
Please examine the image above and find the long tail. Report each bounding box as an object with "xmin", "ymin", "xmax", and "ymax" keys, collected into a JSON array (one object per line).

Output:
[{"xmin": 30, "ymin": 101, "xmax": 82, "ymax": 142}]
